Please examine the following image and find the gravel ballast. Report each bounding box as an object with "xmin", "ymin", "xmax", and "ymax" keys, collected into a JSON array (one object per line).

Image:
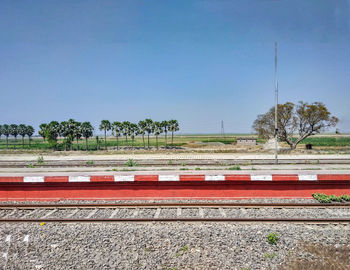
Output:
[{"xmin": 0, "ymin": 222, "xmax": 349, "ymax": 269}]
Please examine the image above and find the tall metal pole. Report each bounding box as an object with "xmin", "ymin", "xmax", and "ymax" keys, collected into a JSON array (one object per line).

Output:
[{"xmin": 274, "ymin": 42, "xmax": 278, "ymax": 164}]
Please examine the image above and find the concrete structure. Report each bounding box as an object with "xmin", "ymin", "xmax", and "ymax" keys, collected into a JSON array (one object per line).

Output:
[
  {"xmin": 237, "ymin": 137, "xmax": 257, "ymax": 145},
  {"xmin": 1, "ymin": 174, "xmax": 350, "ymax": 200}
]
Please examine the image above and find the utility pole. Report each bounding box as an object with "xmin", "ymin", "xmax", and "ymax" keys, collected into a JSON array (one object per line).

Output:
[
  {"xmin": 221, "ymin": 120, "xmax": 225, "ymax": 138},
  {"xmin": 274, "ymin": 42, "xmax": 278, "ymax": 164}
]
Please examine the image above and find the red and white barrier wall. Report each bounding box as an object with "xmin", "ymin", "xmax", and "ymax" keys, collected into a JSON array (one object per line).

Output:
[
  {"xmin": 1, "ymin": 174, "xmax": 350, "ymax": 183},
  {"xmin": 1, "ymin": 174, "xmax": 350, "ymax": 200}
]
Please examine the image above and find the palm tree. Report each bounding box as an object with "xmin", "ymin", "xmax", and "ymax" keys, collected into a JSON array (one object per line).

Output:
[
  {"xmin": 122, "ymin": 121, "xmax": 131, "ymax": 146},
  {"xmin": 73, "ymin": 121, "xmax": 82, "ymax": 150},
  {"xmin": 129, "ymin": 123, "xmax": 138, "ymax": 150},
  {"xmin": 18, "ymin": 124, "xmax": 27, "ymax": 148},
  {"xmin": 153, "ymin": 121, "xmax": 163, "ymax": 150},
  {"xmin": 112, "ymin": 121, "xmax": 122, "ymax": 150},
  {"xmin": 67, "ymin": 119, "xmax": 78, "ymax": 150},
  {"xmin": 81, "ymin": 122, "xmax": 94, "ymax": 150},
  {"xmin": 39, "ymin": 123, "xmax": 48, "ymax": 141},
  {"xmin": 145, "ymin": 118, "xmax": 154, "ymax": 149},
  {"xmin": 138, "ymin": 120, "xmax": 147, "ymax": 149},
  {"xmin": 10, "ymin": 124, "xmax": 18, "ymax": 141},
  {"xmin": 59, "ymin": 121, "xmax": 68, "ymax": 150},
  {"xmin": 161, "ymin": 120, "xmax": 169, "ymax": 149},
  {"xmin": 2, "ymin": 124, "xmax": 10, "ymax": 149},
  {"xmin": 99, "ymin": 120, "xmax": 111, "ymax": 150},
  {"xmin": 26, "ymin": 126, "xmax": 35, "ymax": 146},
  {"xmin": 169, "ymin": 120, "xmax": 179, "ymax": 146}
]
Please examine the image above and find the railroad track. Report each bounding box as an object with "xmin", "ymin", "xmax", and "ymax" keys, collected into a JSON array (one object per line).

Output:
[
  {"xmin": 1, "ymin": 158, "xmax": 350, "ymax": 167},
  {"xmin": 0, "ymin": 203, "xmax": 350, "ymax": 223}
]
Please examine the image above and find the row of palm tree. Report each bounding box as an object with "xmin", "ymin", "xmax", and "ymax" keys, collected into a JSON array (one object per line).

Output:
[
  {"xmin": 99, "ymin": 119, "xmax": 179, "ymax": 150},
  {"xmin": 39, "ymin": 120, "xmax": 94, "ymax": 150},
  {"xmin": 0, "ymin": 124, "xmax": 35, "ymax": 148}
]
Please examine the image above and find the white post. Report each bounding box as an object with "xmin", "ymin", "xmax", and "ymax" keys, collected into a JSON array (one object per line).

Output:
[{"xmin": 274, "ymin": 42, "xmax": 278, "ymax": 165}]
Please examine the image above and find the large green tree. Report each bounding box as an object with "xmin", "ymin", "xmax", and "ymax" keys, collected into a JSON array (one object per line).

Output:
[
  {"xmin": 81, "ymin": 122, "xmax": 94, "ymax": 150},
  {"xmin": 39, "ymin": 123, "xmax": 48, "ymax": 141},
  {"xmin": 46, "ymin": 121, "xmax": 60, "ymax": 150},
  {"xmin": 18, "ymin": 124, "xmax": 27, "ymax": 148},
  {"xmin": 112, "ymin": 121, "xmax": 122, "ymax": 150},
  {"xmin": 253, "ymin": 101, "xmax": 339, "ymax": 150},
  {"xmin": 99, "ymin": 120, "xmax": 111, "ymax": 150}
]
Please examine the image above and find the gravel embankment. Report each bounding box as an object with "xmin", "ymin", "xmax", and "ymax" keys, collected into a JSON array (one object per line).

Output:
[
  {"xmin": 0, "ymin": 198, "xmax": 326, "ymax": 205},
  {"xmin": 0, "ymin": 222, "xmax": 349, "ymax": 269}
]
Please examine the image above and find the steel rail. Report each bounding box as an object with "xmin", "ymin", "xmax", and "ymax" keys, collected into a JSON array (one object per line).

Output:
[
  {"xmin": 1, "ymin": 218, "xmax": 350, "ymax": 223},
  {"xmin": 0, "ymin": 202, "xmax": 350, "ymax": 209}
]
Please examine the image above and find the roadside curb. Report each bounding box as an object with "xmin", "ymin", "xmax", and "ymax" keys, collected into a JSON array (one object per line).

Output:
[{"xmin": 1, "ymin": 174, "xmax": 350, "ymax": 183}]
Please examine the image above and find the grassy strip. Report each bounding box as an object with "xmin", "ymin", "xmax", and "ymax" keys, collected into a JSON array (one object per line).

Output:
[{"xmin": 312, "ymin": 193, "xmax": 350, "ymax": 203}]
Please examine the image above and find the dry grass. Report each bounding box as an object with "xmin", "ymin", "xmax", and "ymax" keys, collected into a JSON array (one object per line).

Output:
[{"xmin": 279, "ymin": 242, "xmax": 350, "ymax": 270}]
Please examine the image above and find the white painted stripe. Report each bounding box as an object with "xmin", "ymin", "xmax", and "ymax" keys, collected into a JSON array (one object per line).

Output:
[
  {"xmin": 5, "ymin": 235, "xmax": 11, "ymax": 242},
  {"xmin": 69, "ymin": 176, "xmax": 90, "ymax": 182},
  {"xmin": 251, "ymin": 175, "xmax": 273, "ymax": 181},
  {"xmin": 205, "ymin": 175, "xmax": 225, "ymax": 181},
  {"xmin": 114, "ymin": 175, "xmax": 134, "ymax": 182},
  {"xmin": 23, "ymin": 176, "xmax": 44, "ymax": 183},
  {"xmin": 298, "ymin": 175, "xmax": 318, "ymax": 181},
  {"xmin": 23, "ymin": 235, "xmax": 29, "ymax": 243},
  {"xmin": 159, "ymin": 175, "xmax": 179, "ymax": 181}
]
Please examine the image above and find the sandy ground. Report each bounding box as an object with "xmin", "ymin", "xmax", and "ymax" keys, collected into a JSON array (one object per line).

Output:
[
  {"xmin": 1, "ymin": 153, "xmax": 350, "ymax": 161},
  {"xmin": 1, "ymin": 168, "xmax": 350, "ymax": 176}
]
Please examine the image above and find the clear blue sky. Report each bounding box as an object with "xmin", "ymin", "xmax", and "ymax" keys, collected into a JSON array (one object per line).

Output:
[{"xmin": 1, "ymin": 0, "xmax": 350, "ymax": 134}]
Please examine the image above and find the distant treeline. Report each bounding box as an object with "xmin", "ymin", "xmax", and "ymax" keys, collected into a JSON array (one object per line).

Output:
[
  {"xmin": 38, "ymin": 119, "xmax": 179, "ymax": 151},
  {"xmin": 0, "ymin": 124, "xmax": 35, "ymax": 148}
]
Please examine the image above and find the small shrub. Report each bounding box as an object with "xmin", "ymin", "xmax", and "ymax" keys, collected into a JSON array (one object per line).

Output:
[
  {"xmin": 180, "ymin": 246, "xmax": 188, "ymax": 252},
  {"xmin": 27, "ymin": 163, "xmax": 35, "ymax": 168},
  {"xmin": 86, "ymin": 161, "xmax": 94, "ymax": 165},
  {"xmin": 37, "ymin": 155, "xmax": 44, "ymax": 165},
  {"xmin": 264, "ymin": 252, "xmax": 277, "ymax": 259},
  {"xmin": 228, "ymin": 165, "xmax": 241, "ymax": 170},
  {"xmin": 312, "ymin": 193, "xmax": 331, "ymax": 203},
  {"xmin": 267, "ymin": 232, "xmax": 279, "ymax": 245},
  {"xmin": 125, "ymin": 159, "xmax": 139, "ymax": 167},
  {"xmin": 195, "ymin": 167, "xmax": 201, "ymax": 170},
  {"xmin": 167, "ymin": 160, "xmax": 173, "ymax": 165},
  {"xmin": 329, "ymin": 194, "xmax": 342, "ymax": 202},
  {"xmin": 341, "ymin": 194, "xmax": 350, "ymax": 201},
  {"xmin": 181, "ymin": 162, "xmax": 185, "ymax": 166}
]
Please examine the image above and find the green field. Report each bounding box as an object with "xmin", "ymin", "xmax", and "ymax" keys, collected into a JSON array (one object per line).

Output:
[
  {"xmin": 0, "ymin": 135, "xmax": 238, "ymax": 151},
  {"xmin": 293, "ymin": 136, "xmax": 350, "ymax": 146},
  {"xmin": 1, "ymin": 134, "xmax": 350, "ymax": 151}
]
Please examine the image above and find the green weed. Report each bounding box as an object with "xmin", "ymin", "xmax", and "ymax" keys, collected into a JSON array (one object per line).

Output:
[
  {"xmin": 125, "ymin": 159, "xmax": 139, "ymax": 167},
  {"xmin": 267, "ymin": 232, "xmax": 279, "ymax": 245},
  {"xmin": 264, "ymin": 252, "xmax": 277, "ymax": 259},
  {"xmin": 228, "ymin": 165, "xmax": 241, "ymax": 170},
  {"xmin": 37, "ymin": 155, "xmax": 44, "ymax": 165}
]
